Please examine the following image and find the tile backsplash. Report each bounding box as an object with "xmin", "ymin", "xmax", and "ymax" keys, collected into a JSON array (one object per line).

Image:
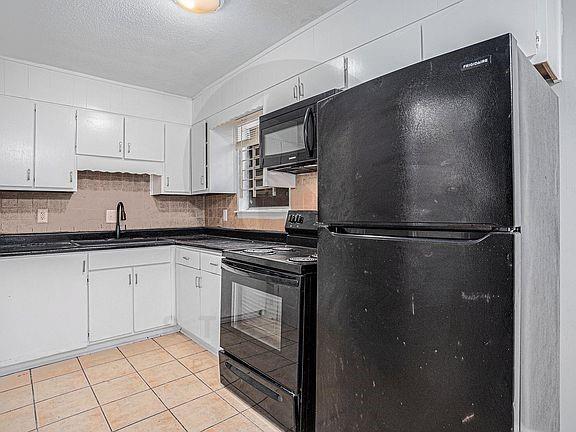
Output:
[
  {"xmin": 0, "ymin": 172, "xmax": 317, "ymax": 234},
  {"xmin": 0, "ymin": 172, "xmax": 205, "ymax": 234},
  {"xmin": 205, "ymin": 172, "xmax": 318, "ymax": 232}
]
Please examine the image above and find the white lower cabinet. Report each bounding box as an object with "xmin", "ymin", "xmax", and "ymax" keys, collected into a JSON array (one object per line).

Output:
[
  {"xmin": 134, "ymin": 263, "xmax": 173, "ymax": 332},
  {"xmin": 89, "ymin": 267, "xmax": 134, "ymax": 342},
  {"xmin": 0, "ymin": 253, "xmax": 88, "ymax": 368},
  {"xmin": 177, "ymin": 264, "xmax": 202, "ymax": 336},
  {"xmin": 176, "ymin": 247, "xmax": 222, "ymax": 352},
  {"xmin": 88, "ymin": 247, "xmax": 173, "ymax": 343}
]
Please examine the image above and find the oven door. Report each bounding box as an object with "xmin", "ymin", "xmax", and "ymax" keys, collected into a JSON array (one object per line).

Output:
[{"xmin": 220, "ymin": 260, "xmax": 302, "ymax": 393}]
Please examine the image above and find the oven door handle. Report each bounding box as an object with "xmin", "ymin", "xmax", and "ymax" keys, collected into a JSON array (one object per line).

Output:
[{"xmin": 222, "ymin": 263, "xmax": 300, "ymax": 287}]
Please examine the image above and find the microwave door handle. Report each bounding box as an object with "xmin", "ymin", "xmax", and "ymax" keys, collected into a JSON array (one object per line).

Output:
[
  {"xmin": 221, "ymin": 263, "xmax": 299, "ymax": 286},
  {"xmin": 303, "ymin": 107, "xmax": 313, "ymax": 156}
]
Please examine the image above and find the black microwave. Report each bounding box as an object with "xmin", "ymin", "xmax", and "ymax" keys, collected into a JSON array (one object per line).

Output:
[{"xmin": 260, "ymin": 89, "xmax": 340, "ymax": 173}]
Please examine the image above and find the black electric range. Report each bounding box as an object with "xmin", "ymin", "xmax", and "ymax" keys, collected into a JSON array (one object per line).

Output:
[{"xmin": 219, "ymin": 211, "xmax": 318, "ymax": 432}]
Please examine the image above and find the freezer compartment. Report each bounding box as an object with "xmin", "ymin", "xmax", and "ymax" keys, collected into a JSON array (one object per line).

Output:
[
  {"xmin": 315, "ymin": 227, "xmax": 515, "ymax": 432},
  {"xmin": 220, "ymin": 351, "xmax": 298, "ymax": 431},
  {"xmin": 317, "ymin": 34, "xmax": 514, "ymax": 229}
]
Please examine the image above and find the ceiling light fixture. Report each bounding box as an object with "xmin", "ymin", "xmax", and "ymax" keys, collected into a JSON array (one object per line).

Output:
[{"xmin": 172, "ymin": 0, "xmax": 223, "ymax": 14}]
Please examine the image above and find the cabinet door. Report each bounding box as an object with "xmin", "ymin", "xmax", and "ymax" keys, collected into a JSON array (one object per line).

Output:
[
  {"xmin": 35, "ymin": 103, "xmax": 77, "ymax": 190},
  {"xmin": 77, "ymin": 109, "xmax": 124, "ymax": 158},
  {"xmin": 422, "ymin": 0, "xmax": 538, "ymax": 60},
  {"xmin": 0, "ymin": 95, "xmax": 35, "ymax": 188},
  {"xmin": 177, "ymin": 265, "xmax": 202, "ymax": 336},
  {"xmin": 134, "ymin": 263, "xmax": 174, "ymax": 332},
  {"xmin": 299, "ymin": 57, "xmax": 345, "ymax": 99},
  {"xmin": 199, "ymin": 270, "xmax": 221, "ymax": 350},
  {"xmin": 0, "ymin": 254, "xmax": 88, "ymax": 368},
  {"xmin": 263, "ymin": 77, "xmax": 300, "ymax": 114},
  {"xmin": 164, "ymin": 123, "xmax": 191, "ymax": 194},
  {"xmin": 89, "ymin": 268, "xmax": 134, "ymax": 342},
  {"xmin": 347, "ymin": 25, "xmax": 422, "ymax": 88},
  {"xmin": 124, "ymin": 117, "xmax": 165, "ymax": 162},
  {"xmin": 191, "ymin": 122, "xmax": 208, "ymax": 193}
]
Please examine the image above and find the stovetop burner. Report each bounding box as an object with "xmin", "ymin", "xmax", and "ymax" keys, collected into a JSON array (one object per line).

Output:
[
  {"xmin": 243, "ymin": 248, "xmax": 275, "ymax": 254},
  {"xmin": 288, "ymin": 256, "xmax": 318, "ymax": 263}
]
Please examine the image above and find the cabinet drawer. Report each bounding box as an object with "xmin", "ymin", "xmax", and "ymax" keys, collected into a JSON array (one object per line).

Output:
[
  {"xmin": 201, "ymin": 253, "xmax": 221, "ymax": 275},
  {"xmin": 176, "ymin": 247, "xmax": 201, "ymax": 269},
  {"xmin": 89, "ymin": 247, "xmax": 171, "ymax": 270}
]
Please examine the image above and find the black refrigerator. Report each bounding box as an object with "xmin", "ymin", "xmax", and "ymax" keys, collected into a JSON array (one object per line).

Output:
[{"xmin": 315, "ymin": 34, "xmax": 559, "ymax": 432}]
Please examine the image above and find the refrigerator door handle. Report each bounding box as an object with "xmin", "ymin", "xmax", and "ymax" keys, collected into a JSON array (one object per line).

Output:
[{"xmin": 326, "ymin": 229, "xmax": 500, "ymax": 245}]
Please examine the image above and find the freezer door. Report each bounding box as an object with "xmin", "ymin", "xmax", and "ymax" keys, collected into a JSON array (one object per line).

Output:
[
  {"xmin": 315, "ymin": 227, "xmax": 514, "ymax": 432},
  {"xmin": 318, "ymin": 34, "xmax": 514, "ymax": 229}
]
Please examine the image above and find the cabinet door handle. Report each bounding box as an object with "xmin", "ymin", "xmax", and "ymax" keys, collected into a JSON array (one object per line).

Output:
[
  {"xmin": 200, "ymin": 175, "xmax": 205, "ymax": 186},
  {"xmin": 82, "ymin": 260, "xmax": 86, "ymax": 273},
  {"xmin": 129, "ymin": 273, "xmax": 132, "ymax": 285},
  {"xmin": 119, "ymin": 141, "xmax": 123, "ymax": 153},
  {"xmin": 293, "ymin": 85, "xmax": 298, "ymax": 99},
  {"xmin": 135, "ymin": 273, "xmax": 138, "ymax": 285},
  {"xmin": 166, "ymin": 176, "xmax": 170, "ymax": 187},
  {"xmin": 26, "ymin": 169, "xmax": 31, "ymax": 181},
  {"xmin": 69, "ymin": 171, "xmax": 73, "ymax": 183},
  {"xmin": 127, "ymin": 143, "xmax": 131, "ymax": 153},
  {"xmin": 299, "ymin": 80, "xmax": 304, "ymax": 98}
]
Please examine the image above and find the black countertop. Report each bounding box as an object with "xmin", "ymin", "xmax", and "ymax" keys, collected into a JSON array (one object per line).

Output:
[{"xmin": 0, "ymin": 227, "xmax": 286, "ymax": 257}]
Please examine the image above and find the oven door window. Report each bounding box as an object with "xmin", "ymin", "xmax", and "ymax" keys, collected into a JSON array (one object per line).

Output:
[{"xmin": 232, "ymin": 283, "xmax": 282, "ymax": 351}]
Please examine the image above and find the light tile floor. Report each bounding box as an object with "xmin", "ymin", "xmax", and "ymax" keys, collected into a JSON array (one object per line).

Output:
[{"xmin": 0, "ymin": 332, "xmax": 286, "ymax": 432}]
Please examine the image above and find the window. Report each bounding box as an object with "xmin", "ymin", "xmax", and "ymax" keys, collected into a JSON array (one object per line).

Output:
[{"xmin": 236, "ymin": 112, "xmax": 290, "ymax": 212}]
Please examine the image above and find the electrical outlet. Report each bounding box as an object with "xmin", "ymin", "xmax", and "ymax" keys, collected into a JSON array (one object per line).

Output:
[
  {"xmin": 106, "ymin": 210, "xmax": 116, "ymax": 224},
  {"xmin": 222, "ymin": 209, "xmax": 228, "ymax": 222},
  {"xmin": 37, "ymin": 209, "xmax": 48, "ymax": 224}
]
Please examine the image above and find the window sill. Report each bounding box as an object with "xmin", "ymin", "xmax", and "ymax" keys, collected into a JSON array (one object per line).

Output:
[{"xmin": 235, "ymin": 208, "xmax": 289, "ymax": 220}]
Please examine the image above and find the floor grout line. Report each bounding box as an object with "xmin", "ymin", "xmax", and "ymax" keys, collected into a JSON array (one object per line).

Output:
[
  {"xmin": 78, "ymin": 354, "xmax": 114, "ymax": 432},
  {"xmin": 4, "ymin": 333, "xmax": 282, "ymax": 432}
]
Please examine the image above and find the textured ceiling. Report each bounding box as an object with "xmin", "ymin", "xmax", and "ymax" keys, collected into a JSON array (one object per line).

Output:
[{"xmin": 0, "ymin": 0, "xmax": 347, "ymax": 96}]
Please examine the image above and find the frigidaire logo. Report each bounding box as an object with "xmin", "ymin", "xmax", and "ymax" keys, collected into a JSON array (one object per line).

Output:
[{"xmin": 461, "ymin": 55, "xmax": 492, "ymax": 71}]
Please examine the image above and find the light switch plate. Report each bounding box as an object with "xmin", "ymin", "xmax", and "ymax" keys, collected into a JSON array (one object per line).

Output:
[
  {"xmin": 37, "ymin": 209, "xmax": 48, "ymax": 224},
  {"xmin": 106, "ymin": 210, "xmax": 116, "ymax": 224},
  {"xmin": 222, "ymin": 209, "xmax": 228, "ymax": 222}
]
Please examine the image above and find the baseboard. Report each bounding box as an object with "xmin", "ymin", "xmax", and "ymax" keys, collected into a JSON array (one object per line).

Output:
[
  {"xmin": 0, "ymin": 325, "xmax": 180, "ymax": 377},
  {"xmin": 179, "ymin": 328, "xmax": 219, "ymax": 355}
]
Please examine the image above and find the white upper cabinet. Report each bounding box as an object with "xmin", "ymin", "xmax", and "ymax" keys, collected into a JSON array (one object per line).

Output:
[
  {"xmin": 299, "ymin": 56, "xmax": 346, "ymax": 98},
  {"xmin": 264, "ymin": 77, "xmax": 300, "ymax": 114},
  {"xmin": 124, "ymin": 117, "xmax": 165, "ymax": 162},
  {"xmin": 191, "ymin": 122, "xmax": 208, "ymax": 193},
  {"xmin": 133, "ymin": 263, "xmax": 174, "ymax": 332},
  {"xmin": 0, "ymin": 96, "xmax": 35, "ymax": 188},
  {"xmin": 86, "ymin": 79, "xmax": 123, "ymax": 113},
  {"xmin": 314, "ymin": 0, "xmax": 435, "ymax": 63},
  {"xmin": 422, "ymin": 0, "xmax": 538, "ymax": 60},
  {"xmin": 347, "ymin": 25, "xmax": 423, "ymax": 88},
  {"xmin": 29, "ymin": 68, "xmax": 75, "ymax": 106},
  {"xmin": 0, "ymin": 59, "xmax": 4, "ymax": 94},
  {"xmin": 164, "ymin": 123, "xmax": 191, "ymax": 194},
  {"xmin": 35, "ymin": 103, "xmax": 77, "ymax": 190},
  {"xmin": 77, "ymin": 109, "xmax": 125, "ymax": 158},
  {"xmin": 4, "ymin": 61, "xmax": 29, "ymax": 99}
]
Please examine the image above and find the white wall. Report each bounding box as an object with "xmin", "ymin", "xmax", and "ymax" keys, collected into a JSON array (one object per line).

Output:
[{"xmin": 558, "ymin": 0, "xmax": 575, "ymax": 429}]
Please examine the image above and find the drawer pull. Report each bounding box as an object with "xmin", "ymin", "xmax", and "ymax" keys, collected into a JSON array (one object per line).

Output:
[
  {"xmin": 210, "ymin": 262, "xmax": 218, "ymax": 266},
  {"xmin": 182, "ymin": 256, "xmax": 190, "ymax": 261}
]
